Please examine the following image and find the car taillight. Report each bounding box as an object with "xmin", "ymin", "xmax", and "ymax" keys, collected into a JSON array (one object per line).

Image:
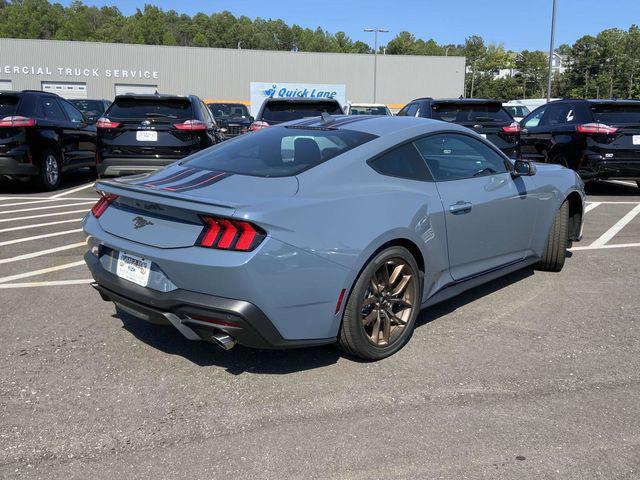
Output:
[
  {"xmin": 502, "ymin": 122, "xmax": 521, "ymax": 134},
  {"xmin": 96, "ymin": 117, "xmax": 120, "ymax": 129},
  {"xmin": 91, "ymin": 193, "xmax": 118, "ymax": 218},
  {"xmin": 576, "ymin": 123, "xmax": 618, "ymax": 134},
  {"xmin": 174, "ymin": 119, "xmax": 207, "ymax": 131},
  {"xmin": 0, "ymin": 116, "xmax": 36, "ymax": 127},
  {"xmin": 249, "ymin": 121, "xmax": 269, "ymax": 131},
  {"xmin": 197, "ymin": 216, "xmax": 266, "ymax": 251}
]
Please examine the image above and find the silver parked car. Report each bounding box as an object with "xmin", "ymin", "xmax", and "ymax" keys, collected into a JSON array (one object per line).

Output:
[{"xmin": 83, "ymin": 115, "xmax": 585, "ymax": 360}]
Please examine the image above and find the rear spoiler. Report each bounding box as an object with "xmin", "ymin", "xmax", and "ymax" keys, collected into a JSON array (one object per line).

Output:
[{"xmin": 94, "ymin": 179, "xmax": 237, "ymax": 216}]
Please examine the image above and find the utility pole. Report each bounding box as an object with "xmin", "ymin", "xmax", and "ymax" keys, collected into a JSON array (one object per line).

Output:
[
  {"xmin": 364, "ymin": 28, "xmax": 389, "ymax": 103},
  {"xmin": 546, "ymin": 0, "xmax": 557, "ymax": 103}
]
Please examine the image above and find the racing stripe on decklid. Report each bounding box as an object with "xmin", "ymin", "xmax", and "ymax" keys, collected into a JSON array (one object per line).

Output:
[{"xmin": 161, "ymin": 170, "xmax": 232, "ymax": 192}]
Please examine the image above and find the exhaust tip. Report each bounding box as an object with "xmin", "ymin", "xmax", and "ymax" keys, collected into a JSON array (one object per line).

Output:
[{"xmin": 212, "ymin": 332, "xmax": 237, "ymax": 350}]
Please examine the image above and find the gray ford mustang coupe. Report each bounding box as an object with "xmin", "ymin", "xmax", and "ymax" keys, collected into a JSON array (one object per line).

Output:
[{"xmin": 83, "ymin": 115, "xmax": 585, "ymax": 360}]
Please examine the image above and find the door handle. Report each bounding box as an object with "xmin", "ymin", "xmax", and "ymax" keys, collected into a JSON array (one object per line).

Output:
[{"xmin": 449, "ymin": 201, "xmax": 473, "ymax": 214}]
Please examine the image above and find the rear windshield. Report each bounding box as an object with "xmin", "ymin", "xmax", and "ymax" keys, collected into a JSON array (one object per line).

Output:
[
  {"xmin": 591, "ymin": 104, "xmax": 640, "ymax": 124},
  {"xmin": 107, "ymin": 98, "xmax": 193, "ymax": 120},
  {"xmin": 208, "ymin": 103, "xmax": 249, "ymax": 119},
  {"xmin": 184, "ymin": 126, "xmax": 377, "ymax": 177},
  {"xmin": 70, "ymin": 100, "xmax": 106, "ymax": 114},
  {"xmin": 0, "ymin": 95, "xmax": 19, "ymax": 116},
  {"xmin": 350, "ymin": 106, "xmax": 390, "ymax": 116},
  {"xmin": 261, "ymin": 101, "xmax": 342, "ymax": 123},
  {"xmin": 431, "ymin": 103, "xmax": 512, "ymax": 124}
]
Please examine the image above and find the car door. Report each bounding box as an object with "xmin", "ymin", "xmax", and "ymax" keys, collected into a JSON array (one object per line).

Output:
[
  {"xmin": 414, "ymin": 133, "xmax": 537, "ymax": 280},
  {"xmin": 520, "ymin": 104, "xmax": 550, "ymax": 161},
  {"xmin": 40, "ymin": 97, "xmax": 74, "ymax": 166},
  {"xmin": 59, "ymin": 98, "xmax": 97, "ymax": 167}
]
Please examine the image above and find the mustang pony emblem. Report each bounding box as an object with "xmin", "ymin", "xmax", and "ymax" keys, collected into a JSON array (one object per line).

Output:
[{"xmin": 132, "ymin": 216, "xmax": 154, "ymax": 229}]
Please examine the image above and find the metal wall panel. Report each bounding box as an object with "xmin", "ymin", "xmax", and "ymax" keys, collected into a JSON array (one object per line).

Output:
[{"xmin": 0, "ymin": 38, "xmax": 466, "ymax": 107}]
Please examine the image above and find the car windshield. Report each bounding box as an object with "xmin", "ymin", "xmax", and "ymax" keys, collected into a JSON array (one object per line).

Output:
[
  {"xmin": 70, "ymin": 100, "xmax": 106, "ymax": 114},
  {"xmin": 261, "ymin": 101, "xmax": 343, "ymax": 123},
  {"xmin": 349, "ymin": 106, "xmax": 390, "ymax": 116},
  {"xmin": 208, "ymin": 103, "xmax": 249, "ymax": 119},
  {"xmin": 184, "ymin": 126, "xmax": 377, "ymax": 177},
  {"xmin": 591, "ymin": 104, "xmax": 640, "ymax": 125},
  {"xmin": 107, "ymin": 97, "xmax": 193, "ymax": 120},
  {"xmin": 504, "ymin": 105, "xmax": 530, "ymax": 117},
  {"xmin": 0, "ymin": 95, "xmax": 19, "ymax": 116},
  {"xmin": 431, "ymin": 103, "xmax": 512, "ymax": 123}
]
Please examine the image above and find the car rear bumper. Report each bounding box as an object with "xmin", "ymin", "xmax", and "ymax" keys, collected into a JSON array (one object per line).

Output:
[
  {"xmin": 97, "ymin": 157, "xmax": 180, "ymax": 177},
  {"xmin": 0, "ymin": 155, "xmax": 37, "ymax": 176},
  {"xmin": 579, "ymin": 155, "xmax": 640, "ymax": 180},
  {"xmin": 85, "ymin": 250, "xmax": 336, "ymax": 349}
]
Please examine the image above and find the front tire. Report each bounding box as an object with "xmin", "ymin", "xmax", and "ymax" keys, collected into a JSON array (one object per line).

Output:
[
  {"xmin": 536, "ymin": 201, "xmax": 569, "ymax": 272},
  {"xmin": 338, "ymin": 246, "xmax": 421, "ymax": 360},
  {"xmin": 34, "ymin": 149, "xmax": 62, "ymax": 191}
]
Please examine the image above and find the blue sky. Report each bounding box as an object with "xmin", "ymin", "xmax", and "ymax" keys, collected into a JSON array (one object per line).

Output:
[{"xmin": 61, "ymin": 0, "xmax": 640, "ymax": 51}]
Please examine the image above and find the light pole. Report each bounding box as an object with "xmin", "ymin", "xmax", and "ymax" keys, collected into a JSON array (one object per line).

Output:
[
  {"xmin": 364, "ymin": 28, "xmax": 389, "ymax": 102},
  {"xmin": 546, "ymin": 0, "xmax": 557, "ymax": 103}
]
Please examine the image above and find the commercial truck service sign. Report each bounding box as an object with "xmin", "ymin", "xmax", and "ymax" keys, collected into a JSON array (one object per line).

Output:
[{"xmin": 250, "ymin": 82, "xmax": 346, "ymax": 117}]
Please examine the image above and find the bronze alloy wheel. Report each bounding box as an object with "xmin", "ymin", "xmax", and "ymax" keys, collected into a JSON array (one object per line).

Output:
[{"xmin": 360, "ymin": 258, "xmax": 416, "ymax": 347}]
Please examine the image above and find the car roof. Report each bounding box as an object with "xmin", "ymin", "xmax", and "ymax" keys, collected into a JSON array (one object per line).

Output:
[
  {"xmin": 348, "ymin": 103, "xmax": 387, "ymax": 107},
  {"xmin": 113, "ymin": 94, "xmax": 194, "ymax": 101},
  {"xmin": 263, "ymin": 97, "xmax": 340, "ymax": 104},
  {"xmin": 431, "ymin": 98, "xmax": 502, "ymax": 105},
  {"xmin": 0, "ymin": 90, "xmax": 58, "ymax": 97},
  {"xmin": 284, "ymin": 114, "xmax": 470, "ymax": 137}
]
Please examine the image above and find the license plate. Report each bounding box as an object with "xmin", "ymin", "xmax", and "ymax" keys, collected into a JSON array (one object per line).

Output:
[
  {"xmin": 633, "ymin": 135, "xmax": 640, "ymax": 146},
  {"xmin": 136, "ymin": 130, "xmax": 157, "ymax": 142},
  {"xmin": 116, "ymin": 251, "xmax": 151, "ymax": 287}
]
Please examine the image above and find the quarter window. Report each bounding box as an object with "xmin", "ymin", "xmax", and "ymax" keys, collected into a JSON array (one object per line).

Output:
[
  {"xmin": 414, "ymin": 134, "xmax": 508, "ymax": 181},
  {"xmin": 60, "ymin": 100, "xmax": 85, "ymax": 123},
  {"xmin": 40, "ymin": 98, "xmax": 66, "ymax": 122},
  {"xmin": 397, "ymin": 103, "xmax": 420, "ymax": 117},
  {"xmin": 369, "ymin": 143, "xmax": 432, "ymax": 181}
]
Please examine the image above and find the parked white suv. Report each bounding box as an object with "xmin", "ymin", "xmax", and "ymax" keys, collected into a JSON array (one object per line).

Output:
[{"xmin": 345, "ymin": 103, "xmax": 392, "ymax": 116}]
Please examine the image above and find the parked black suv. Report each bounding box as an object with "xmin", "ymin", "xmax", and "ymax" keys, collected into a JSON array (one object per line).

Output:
[
  {"xmin": 69, "ymin": 99, "xmax": 111, "ymax": 124},
  {"xmin": 250, "ymin": 98, "xmax": 344, "ymax": 130},
  {"xmin": 207, "ymin": 102, "xmax": 253, "ymax": 140},
  {"xmin": 0, "ymin": 90, "xmax": 97, "ymax": 190},
  {"xmin": 96, "ymin": 94, "xmax": 219, "ymax": 177},
  {"xmin": 520, "ymin": 99, "xmax": 640, "ymax": 185},
  {"xmin": 398, "ymin": 98, "xmax": 521, "ymax": 158}
]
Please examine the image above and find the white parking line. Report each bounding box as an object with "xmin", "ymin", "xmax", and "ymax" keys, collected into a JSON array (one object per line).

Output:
[
  {"xmin": 571, "ymin": 242, "xmax": 640, "ymax": 251},
  {"xmin": 0, "ymin": 279, "xmax": 94, "ymax": 289},
  {"xmin": 0, "ymin": 209, "xmax": 88, "ymax": 223},
  {"xmin": 584, "ymin": 202, "xmax": 602, "ymax": 213},
  {"xmin": 0, "ymin": 198, "xmax": 70, "ymax": 208},
  {"xmin": 0, "ymin": 229, "xmax": 83, "ymax": 247},
  {"xmin": 50, "ymin": 182, "xmax": 95, "ymax": 198},
  {"xmin": 589, "ymin": 203, "xmax": 640, "ymax": 248},
  {"xmin": 0, "ymin": 201, "xmax": 94, "ymax": 215},
  {"xmin": 0, "ymin": 196, "xmax": 96, "ymax": 201},
  {"xmin": 0, "ymin": 260, "xmax": 86, "ymax": 284},
  {"xmin": 0, "ymin": 218, "xmax": 81, "ymax": 233},
  {"xmin": 0, "ymin": 242, "xmax": 87, "ymax": 265}
]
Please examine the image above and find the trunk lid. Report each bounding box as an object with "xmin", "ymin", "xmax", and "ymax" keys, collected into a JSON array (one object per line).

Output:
[
  {"xmin": 94, "ymin": 165, "xmax": 298, "ymax": 248},
  {"xmin": 588, "ymin": 103, "xmax": 640, "ymax": 160}
]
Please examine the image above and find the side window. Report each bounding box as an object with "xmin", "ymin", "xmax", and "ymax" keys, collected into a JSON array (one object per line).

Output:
[
  {"xmin": 414, "ymin": 134, "xmax": 508, "ymax": 181},
  {"xmin": 369, "ymin": 142, "xmax": 432, "ymax": 181},
  {"xmin": 540, "ymin": 103, "xmax": 574, "ymax": 127},
  {"xmin": 40, "ymin": 98, "xmax": 67, "ymax": 122},
  {"xmin": 200, "ymin": 101, "xmax": 214, "ymax": 124},
  {"xmin": 522, "ymin": 106, "xmax": 547, "ymax": 128},
  {"xmin": 397, "ymin": 103, "xmax": 419, "ymax": 117},
  {"xmin": 60, "ymin": 100, "xmax": 85, "ymax": 124}
]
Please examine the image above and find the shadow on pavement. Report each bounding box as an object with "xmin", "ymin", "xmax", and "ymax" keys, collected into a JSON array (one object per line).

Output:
[
  {"xmin": 585, "ymin": 180, "xmax": 639, "ymax": 197},
  {"xmin": 0, "ymin": 168, "xmax": 96, "ymax": 195},
  {"xmin": 114, "ymin": 268, "xmax": 537, "ymax": 374}
]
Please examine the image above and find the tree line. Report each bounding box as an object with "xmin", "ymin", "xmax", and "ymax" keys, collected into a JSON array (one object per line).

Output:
[{"xmin": 1, "ymin": 0, "xmax": 639, "ymax": 101}]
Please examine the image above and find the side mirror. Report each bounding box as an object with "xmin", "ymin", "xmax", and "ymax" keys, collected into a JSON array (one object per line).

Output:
[
  {"xmin": 249, "ymin": 116, "xmax": 255, "ymax": 123},
  {"xmin": 513, "ymin": 159, "xmax": 536, "ymax": 177}
]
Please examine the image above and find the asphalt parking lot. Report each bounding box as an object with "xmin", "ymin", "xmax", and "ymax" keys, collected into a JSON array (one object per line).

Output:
[{"xmin": 1, "ymin": 174, "xmax": 639, "ymax": 479}]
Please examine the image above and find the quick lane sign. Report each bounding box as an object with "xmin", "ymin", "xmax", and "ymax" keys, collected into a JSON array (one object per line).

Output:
[{"xmin": 250, "ymin": 82, "xmax": 346, "ymax": 117}]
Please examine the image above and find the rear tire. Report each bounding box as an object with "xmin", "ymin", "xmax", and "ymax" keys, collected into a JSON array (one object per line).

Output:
[
  {"xmin": 338, "ymin": 246, "xmax": 421, "ymax": 360},
  {"xmin": 536, "ymin": 201, "xmax": 569, "ymax": 272},
  {"xmin": 34, "ymin": 149, "xmax": 62, "ymax": 191}
]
